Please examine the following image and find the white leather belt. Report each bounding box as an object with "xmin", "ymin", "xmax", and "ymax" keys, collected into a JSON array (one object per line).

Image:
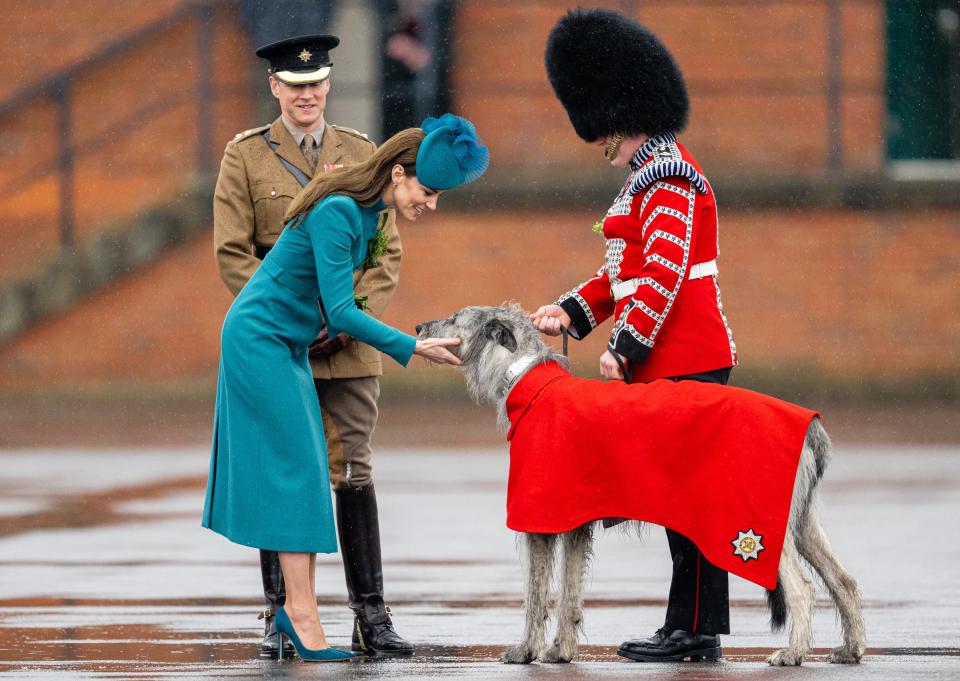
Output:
[
  {"xmin": 689, "ymin": 259, "xmax": 718, "ymax": 280},
  {"xmin": 611, "ymin": 260, "xmax": 718, "ymax": 302}
]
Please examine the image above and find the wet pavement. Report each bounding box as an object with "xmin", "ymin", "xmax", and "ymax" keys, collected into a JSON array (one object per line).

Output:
[{"xmin": 0, "ymin": 444, "xmax": 958, "ymax": 679}]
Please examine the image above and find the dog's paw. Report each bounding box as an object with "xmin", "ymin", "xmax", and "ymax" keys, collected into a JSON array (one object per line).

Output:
[
  {"xmin": 767, "ymin": 648, "xmax": 805, "ymax": 666},
  {"xmin": 828, "ymin": 645, "xmax": 863, "ymax": 664},
  {"xmin": 540, "ymin": 642, "xmax": 574, "ymax": 664},
  {"xmin": 501, "ymin": 644, "xmax": 536, "ymax": 664}
]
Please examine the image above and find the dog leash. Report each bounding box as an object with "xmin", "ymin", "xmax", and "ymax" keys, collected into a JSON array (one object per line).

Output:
[
  {"xmin": 560, "ymin": 326, "xmax": 632, "ymax": 383},
  {"xmin": 609, "ymin": 343, "xmax": 634, "ymax": 384}
]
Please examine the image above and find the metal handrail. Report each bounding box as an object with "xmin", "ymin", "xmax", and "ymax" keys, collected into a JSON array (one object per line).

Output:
[
  {"xmin": 0, "ymin": 93, "xmax": 193, "ymax": 200},
  {"xmin": 0, "ymin": 1, "xmax": 217, "ymax": 252}
]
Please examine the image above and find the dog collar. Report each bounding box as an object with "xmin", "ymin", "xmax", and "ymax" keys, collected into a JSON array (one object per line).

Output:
[{"xmin": 505, "ymin": 355, "xmax": 539, "ymax": 390}]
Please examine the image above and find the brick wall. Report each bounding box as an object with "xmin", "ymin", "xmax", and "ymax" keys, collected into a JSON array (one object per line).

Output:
[
  {"xmin": 453, "ymin": 0, "xmax": 885, "ymax": 182},
  {"xmin": 0, "ymin": 0, "xmax": 184, "ymax": 99},
  {"xmin": 2, "ymin": 0, "xmax": 955, "ymax": 400},
  {"xmin": 0, "ymin": 2, "xmax": 253, "ymax": 281},
  {"xmin": 0, "ymin": 207, "xmax": 956, "ymax": 396},
  {"xmin": 0, "ymin": 0, "xmax": 893, "ymax": 285}
]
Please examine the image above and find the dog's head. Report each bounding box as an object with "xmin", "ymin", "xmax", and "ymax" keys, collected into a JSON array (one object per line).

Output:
[
  {"xmin": 416, "ymin": 304, "xmax": 523, "ymax": 362},
  {"xmin": 416, "ymin": 304, "xmax": 563, "ymax": 406}
]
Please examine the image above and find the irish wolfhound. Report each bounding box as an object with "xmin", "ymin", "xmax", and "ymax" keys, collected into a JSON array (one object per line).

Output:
[{"xmin": 415, "ymin": 303, "xmax": 865, "ymax": 666}]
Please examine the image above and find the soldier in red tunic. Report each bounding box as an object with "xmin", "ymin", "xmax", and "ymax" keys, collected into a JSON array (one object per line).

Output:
[{"xmin": 532, "ymin": 8, "xmax": 738, "ymax": 662}]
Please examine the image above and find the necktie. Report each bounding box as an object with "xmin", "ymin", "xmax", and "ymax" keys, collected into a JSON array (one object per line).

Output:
[{"xmin": 301, "ymin": 134, "xmax": 320, "ymax": 172}]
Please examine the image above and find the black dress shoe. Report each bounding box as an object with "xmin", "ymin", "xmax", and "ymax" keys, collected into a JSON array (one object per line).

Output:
[{"xmin": 618, "ymin": 627, "xmax": 721, "ymax": 662}]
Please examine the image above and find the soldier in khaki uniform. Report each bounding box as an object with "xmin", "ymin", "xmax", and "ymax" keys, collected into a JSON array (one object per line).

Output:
[{"xmin": 213, "ymin": 34, "xmax": 413, "ymax": 658}]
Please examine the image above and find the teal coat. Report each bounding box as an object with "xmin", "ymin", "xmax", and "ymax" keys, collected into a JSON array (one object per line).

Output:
[{"xmin": 202, "ymin": 195, "xmax": 416, "ymax": 552}]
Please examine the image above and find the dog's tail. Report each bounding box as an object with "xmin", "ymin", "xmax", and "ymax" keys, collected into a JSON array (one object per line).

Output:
[{"xmin": 766, "ymin": 578, "xmax": 788, "ymax": 632}]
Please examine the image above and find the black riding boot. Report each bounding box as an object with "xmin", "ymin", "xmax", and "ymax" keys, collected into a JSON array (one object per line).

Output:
[
  {"xmin": 258, "ymin": 549, "xmax": 295, "ymax": 659},
  {"xmin": 336, "ymin": 483, "xmax": 414, "ymax": 655}
]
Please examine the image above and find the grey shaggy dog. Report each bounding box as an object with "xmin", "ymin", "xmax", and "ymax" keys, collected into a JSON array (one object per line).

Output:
[{"xmin": 416, "ymin": 303, "xmax": 866, "ymax": 666}]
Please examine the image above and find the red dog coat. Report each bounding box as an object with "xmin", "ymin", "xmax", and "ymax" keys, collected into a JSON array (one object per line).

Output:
[{"xmin": 504, "ymin": 361, "xmax": 817, "ymax": 589}]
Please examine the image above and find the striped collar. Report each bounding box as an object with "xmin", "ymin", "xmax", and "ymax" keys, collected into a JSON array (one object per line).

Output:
[{"xmin": 629, "ymin": 132, "xmax": 678, "ymax": 171}]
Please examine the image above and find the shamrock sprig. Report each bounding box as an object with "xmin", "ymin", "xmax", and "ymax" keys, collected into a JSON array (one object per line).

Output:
[{"xmin": 364, "ymin": 225, "xmax": 389, "ymax": 269}]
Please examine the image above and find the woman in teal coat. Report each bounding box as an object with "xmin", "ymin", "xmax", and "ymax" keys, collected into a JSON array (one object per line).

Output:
[{"xmin": 202, "ymin": 114, "xmax": 489, "ymax": 661}]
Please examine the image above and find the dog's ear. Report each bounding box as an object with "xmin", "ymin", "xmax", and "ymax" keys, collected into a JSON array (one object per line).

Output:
[{"xmin": 483, "ymin": 319, "xmax": 518, "ymax": 353}]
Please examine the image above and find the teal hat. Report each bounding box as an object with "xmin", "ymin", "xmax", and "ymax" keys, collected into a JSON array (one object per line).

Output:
[{"xmin": 416, "ymin": 114, "xmax": 490, "ymax": 191}]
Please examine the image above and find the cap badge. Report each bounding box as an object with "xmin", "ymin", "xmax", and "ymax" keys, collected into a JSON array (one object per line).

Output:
[
  {"xmin": 298, "ymin": 49, "xmax": 312, "ymax": 63},
  {"xmin": 732, "ymin": 529, "xmax": 764, "ymax": 562}
]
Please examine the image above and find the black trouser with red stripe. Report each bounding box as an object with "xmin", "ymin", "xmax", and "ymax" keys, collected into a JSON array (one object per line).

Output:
[{"xmin": 662, "ymin": 366, "xmax": 732, "ymax": 635}]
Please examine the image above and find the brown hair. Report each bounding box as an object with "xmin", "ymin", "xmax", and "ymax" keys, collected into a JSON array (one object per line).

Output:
[{"xmin": 284, "ymin": 127, "xmax": 426, "ymax": 226}]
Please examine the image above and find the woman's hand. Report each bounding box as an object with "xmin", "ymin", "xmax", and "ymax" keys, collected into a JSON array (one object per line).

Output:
[
  {"xmin": 414, "ymin": 337, "xmax": 462, "ymax": 365},
  {"xmin": 530, "ymin": 305, "xmax": 571, "ymax": 336},
  {"xmin": 600, "ymin": 349, "xmax": 627, "ymax": 381}
]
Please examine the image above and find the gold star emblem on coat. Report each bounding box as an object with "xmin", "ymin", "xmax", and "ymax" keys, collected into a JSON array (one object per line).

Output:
[
  {"xmin": 298, "ymin": 49, "xmax": 312, "ymax": 63},
  {"xmin": 732, "ymin": 529, "xmax": 764, "ymax": 562}
]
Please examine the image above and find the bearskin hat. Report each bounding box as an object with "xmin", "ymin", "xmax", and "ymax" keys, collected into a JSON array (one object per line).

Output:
[{"xmin": 545, "ymin": 8, "xmax": 689, "ymax": 141}]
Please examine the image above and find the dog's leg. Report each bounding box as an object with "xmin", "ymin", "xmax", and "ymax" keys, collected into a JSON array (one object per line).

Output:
[
  {"xmin": 542, "ymin": 523, "xmax": 593, "ymax": 663},
  {"xmin": 502, "ymin": 532, "xmax": 556, "ymax": 664},
  {"xmin": 797, "ymin": 503, "xmax": 866, "ymax": 663},
  {"xmin": 767, "ymin": 534, "xmax": 816, "ymax": 666}
]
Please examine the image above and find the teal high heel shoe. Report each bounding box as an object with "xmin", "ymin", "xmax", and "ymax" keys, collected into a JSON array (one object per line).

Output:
[{"xmin": 275, "ymin": 607, "xmax": 353, "ymax": 662}]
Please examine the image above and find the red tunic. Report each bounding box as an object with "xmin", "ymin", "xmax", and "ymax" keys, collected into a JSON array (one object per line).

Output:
[
  {"xmin": 557, "ymin": 133, "xmax": 737, "ymax": 382},
  {"xmin": 504, "ymin": 362, "xmax": 817, "ymax": 590}
]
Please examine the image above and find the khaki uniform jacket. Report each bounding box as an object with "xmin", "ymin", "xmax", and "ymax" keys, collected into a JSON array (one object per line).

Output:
[{"xmin": 214, "ymin": 117, "xmax": 402, "ymax": 379}]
